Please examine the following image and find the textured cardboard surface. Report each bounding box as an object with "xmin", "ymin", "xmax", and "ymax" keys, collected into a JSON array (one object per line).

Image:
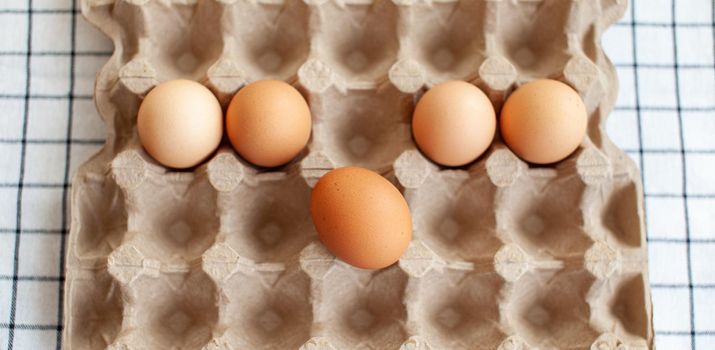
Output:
[{"xmin": 65, "ymin": 0, "xmax": 652, "ymax": 349}]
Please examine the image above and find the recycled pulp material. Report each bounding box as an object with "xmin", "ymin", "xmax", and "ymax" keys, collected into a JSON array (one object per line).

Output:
[{"xmin": 65, "ymin": 0, "xmax": 652, "ymax": 349}]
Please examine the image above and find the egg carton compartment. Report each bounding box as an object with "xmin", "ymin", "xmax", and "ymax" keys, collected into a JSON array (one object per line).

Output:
[
  {"xmin": 110, "ymin": 268, "xmax": 219, "ymax": 349},
  {"xmin": 109, "ymin": 148, "xmax": 220, "ymax": 268},
  {"xmin": 404, "ymin": 269, "xmax": 505, "ymax": 349},
  {"xmin": 495, "ymin": 171, "xmax": 593, "ymax": 261},
  {"xmin": 306, "ymin": 85, "xmax": 413, "ymax": 173},
  {"xmin": 66, "ymin": 0, "xmax": 652, "ymax": 349},
  {"xmin": 401, "ymin": 165, "xmax": 502, "ymax": 263},
  {"xmin": 602, "ymin": 273, "xmax": 651, "ymax": 342},
  {"xmin": 392, "ymin": 0, "xmax": 488, "ymax": 85},
  {"xmin": 504, "ymin": 269, "xmax": 599, "ymax": 349},
  {"xmin": 216, "ymin": 168, "xmax": 315, "ymax": 263},
  {"xmin": 71, "ymin": 173, "xmax": 127, "ymax": 261},
  {"xmin": 300, "ymin": 0, "xmax": 399, "ymax": 90},
  {"xmin": 494, "ymin": 0, "xmax": 574, "ymax": 78},
  {"xmin": 300, "ymin": 257, "xmax": 408, "ymax": 350},
  {"xmin": 64, "ymin": 269, "xmax": 123, "ymax": 350},
  {"xmin": 215, "ymin": 0, "xmax": 311, "ymax": 85},
  {"xmin": 92, "ymin": 0, "xmax": 224, "ymax": 94},
  {"xmin": 205, "ymin": 266, "xmax": 313, "ymax": 349},
  {"xmin": 600, "ymin": 179, "xmax": 643, "ymax": 248}
]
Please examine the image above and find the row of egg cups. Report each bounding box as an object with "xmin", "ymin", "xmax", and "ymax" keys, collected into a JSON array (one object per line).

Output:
[
  {"xmin": 104, "ymin": 141, "xmax": 630, "ymax": 270},
  {"xmin": 140, "ymin": 78, "xmax": 587, "ymax": 170},
  {"xmin": 135, "ymin": 77, "xmax": 590, "ymax": 270}
]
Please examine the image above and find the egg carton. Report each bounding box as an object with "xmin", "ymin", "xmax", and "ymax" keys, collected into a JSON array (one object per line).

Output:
[{"xmin": 65, "ymin": 0, "xmax": 653, "ymax": 349}]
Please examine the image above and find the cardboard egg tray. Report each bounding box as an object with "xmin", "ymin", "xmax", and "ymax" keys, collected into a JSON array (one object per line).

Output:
[{"xmin": 65, "ymin": 0, "xmax": 653, "ymax": 349}]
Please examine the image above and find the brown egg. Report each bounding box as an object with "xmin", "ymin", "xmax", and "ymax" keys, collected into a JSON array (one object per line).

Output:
[
  {"xmin": 500, "ymin": 79, "xmax": 588, "ymax": 164},
  {"xmin": 226, "ymin": 80, "xmax": 312, "ymax": 167},
  {"xmin": 412, "ymin": 80, "xmax": 496, "ymax": 167},
  {"xmin": 310, "ymin": 167, "xmax": 412, "ymax": 269},
  {"xmin": 137, "ymin": 79, "xmax": 223, "ymax": 169}
]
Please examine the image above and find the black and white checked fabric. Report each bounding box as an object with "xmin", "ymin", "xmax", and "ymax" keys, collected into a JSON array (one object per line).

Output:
[
  {"xmin": 0, "ymin": 0, "xmax": 713, "ymax": 349},
  {"xmin": 603, "ymin": 1, "xmax": 715, "ymax": 349}
]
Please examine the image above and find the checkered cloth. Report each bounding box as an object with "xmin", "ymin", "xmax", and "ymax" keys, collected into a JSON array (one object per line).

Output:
[{"xmin": 0, "ymin": 0, "xmax": 713, "ymax": 349}]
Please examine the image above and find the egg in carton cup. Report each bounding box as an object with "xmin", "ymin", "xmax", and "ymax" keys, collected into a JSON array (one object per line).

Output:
[{"xmin": 66, "ymin": 0, "xmax": 652, "ymax": 349}]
